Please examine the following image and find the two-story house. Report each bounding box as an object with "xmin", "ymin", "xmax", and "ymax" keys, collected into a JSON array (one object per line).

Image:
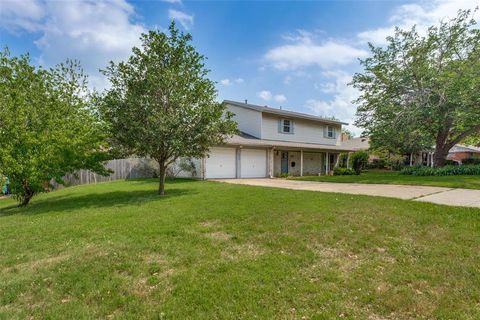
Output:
[{"xmin": 193, "ymin": 100, "xmax": 353, "ymax": 179}]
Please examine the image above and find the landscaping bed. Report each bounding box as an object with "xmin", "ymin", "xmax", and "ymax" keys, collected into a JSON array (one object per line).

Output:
[{"xmin": 293, "ymin": 170, "xmax": 480, "ymax": 189}]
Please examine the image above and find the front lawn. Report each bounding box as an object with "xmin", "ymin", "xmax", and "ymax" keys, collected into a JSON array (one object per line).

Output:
[
  {"xmin": 293, "ymin": 170, "xmax": 480, "ymax": 189},
  {"xmin": 1, "ymin": 179, "xmax": 480, "ymax": 319}
]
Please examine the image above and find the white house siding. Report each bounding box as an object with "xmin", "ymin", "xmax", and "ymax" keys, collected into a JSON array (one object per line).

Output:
[
  {"xmin": 226, "ymin": 104, "xmax": 262, "ymax": 138},
  {"xmin": 261, "ymin": 113, "xmax": 341, "ymax": 145},
  {"xmin": 303, "ymin": 152, "xmax": 323, "ymax": 176}
]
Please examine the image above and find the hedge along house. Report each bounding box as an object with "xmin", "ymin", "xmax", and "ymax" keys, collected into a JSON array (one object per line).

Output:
[{"xmin": 181, "ymin": 100, "xmax": 354, "ymax": 179}]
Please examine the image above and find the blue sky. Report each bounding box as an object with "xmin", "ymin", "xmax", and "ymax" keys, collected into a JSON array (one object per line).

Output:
[{"xmin": 1, "ymin": 0, "xmax": 478, "ymax": 134}]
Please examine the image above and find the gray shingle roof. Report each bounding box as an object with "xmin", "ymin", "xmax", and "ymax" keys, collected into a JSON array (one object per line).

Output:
[
  {"xmin": 340, "ymin": 137, "xmax": 370, "ymax": 151},
  {"xmin": 224, "ymin": 100, "xmax": 349, "ymax": 126},
  {"xmin": 449, "ymin": 144, "xmax": 480, "ymax": 153},
  {"xmin": 222, "ymin": 132, "xmax": 354, "ymax": 152}
]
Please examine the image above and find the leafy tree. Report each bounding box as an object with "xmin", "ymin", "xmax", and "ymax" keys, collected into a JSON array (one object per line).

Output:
[
  {"xmin": 101, "ymin": 22, "xmax": 237, "ymax": 195},
  {"xmin": 463, "ymin": 134, "xmax": 480, "ymax": 146},
  {"xmin": 349, "ymin": 151, "xmax": 369, "ymax": 175},
  {"xmin": 353, "ymin": 9, "xmax": 480, "ymax": 167},
  {"xmin": 0, "ymin": 49, "xmax": 110, "ymax": 206},
  {"xmin": 341, "ymin": 129, "xmax": 354, "ymax": 140}
]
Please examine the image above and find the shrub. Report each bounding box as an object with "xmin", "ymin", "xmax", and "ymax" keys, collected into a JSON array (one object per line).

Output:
[
  {"xmin": 401, "ymin": 164, "xmax": 480, "ymax": 176},
  {"xmin": 368, "ymin": 158, "xmax": 387, "ymax": 169},
  {"xmin": 462, "ymin": 158, "xmax": 480, "ymax": 165},
  {"xmin": 333, "ymin": 167, "xmax": 356, "ymax": 175},
  {"xmin": 349, "ymin": 151, "xmax": 369, "ymax": 175},
  {"xmin": 444, "ymin": 160, "xmax": 459, "ymax": 166},
  {"xmin": 387, "ymin": 154, "xmax": 406, "ymax": 171},
  {"xmin": 338, "ymin": 153, "xmax": 349, "ymax": 168}
]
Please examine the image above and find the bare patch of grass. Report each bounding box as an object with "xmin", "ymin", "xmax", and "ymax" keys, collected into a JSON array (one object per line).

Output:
[
  {"xmin": 3, "ymin": 253, "xmax": 70, "ymax": 274},
  {"xmin": 205, "ymin": 231, "xmax": 233, "ymax": 241},
  {"xmin": 222, "ymin": 243, "xmax": 266, "ymax": 260}
]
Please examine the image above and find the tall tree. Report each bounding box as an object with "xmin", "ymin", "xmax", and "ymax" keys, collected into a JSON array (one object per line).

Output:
[
  {"xmin": 0, "ymin": 49, "xmax": 110, "ymax": 206},
  {"xmin": 353, "ymin": 9, "xmax": 480, "ymax": 167},
  {"xmin": 463, "ymin": 134, "xmax": 480, "ymax": 146},
  {"xmin": 101, "ymin": 22, "xmax": 237, "ymax": 195}
]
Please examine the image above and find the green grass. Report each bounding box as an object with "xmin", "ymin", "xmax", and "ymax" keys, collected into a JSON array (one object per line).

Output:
[
  {"xmin": 1, "ymin": 179, "xmax": 480, "ymax": 319},
  {"xmin": 293, "ymin": 170, "xmax": 480, "ymax": 189}
]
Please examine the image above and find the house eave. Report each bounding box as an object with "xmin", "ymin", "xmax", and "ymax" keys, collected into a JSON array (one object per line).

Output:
[
  {"xmin": 221, "ymin": 134, "xmax": 354, "ymax": 152},
  {"xmin": 223, "ymin": 100, "xmax": 349, "ymax": 126}
]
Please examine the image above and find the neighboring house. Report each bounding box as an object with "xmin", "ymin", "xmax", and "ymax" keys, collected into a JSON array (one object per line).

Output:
[
  {"xmin": 190, "ymin": 100, "xmax": 352, "ymax": 179},
  {"xmin": 340, "ymin": 136, "xmax": 370, "ymax": 151},
  {"xmin": 340, "ymin": 136, "xmax": 379, "ymax": 162},
  {"xmin": 446, "ymin": 145, "xmax": 480, "ymax": 164},
  {"xmin": 340, "ymin": 136, "xmax": 480, "ymax": 166}
]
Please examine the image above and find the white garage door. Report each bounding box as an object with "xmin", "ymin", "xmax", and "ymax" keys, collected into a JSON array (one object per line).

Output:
[
  {"xmin": 205, "ymin": 147, "xmax": 237, "ymax": 179},
  {"xmin": 241, "ymin": 149, "xmax": 267, "ymax": 178}
]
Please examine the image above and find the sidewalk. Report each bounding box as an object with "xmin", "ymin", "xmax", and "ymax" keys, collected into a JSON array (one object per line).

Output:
[{"xmin": 216, "ymin": 178, "xmax": 480, "ymax": 208}]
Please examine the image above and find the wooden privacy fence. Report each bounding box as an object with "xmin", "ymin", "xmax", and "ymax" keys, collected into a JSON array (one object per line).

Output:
[{"xmin": 57, "ymin": 158, "xmax": 159, "ymax": 187}]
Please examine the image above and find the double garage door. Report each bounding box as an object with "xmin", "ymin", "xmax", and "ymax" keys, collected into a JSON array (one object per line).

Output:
[{"xmin": 205, "ymin": 147, "xmax": 267, "ymax": 179}]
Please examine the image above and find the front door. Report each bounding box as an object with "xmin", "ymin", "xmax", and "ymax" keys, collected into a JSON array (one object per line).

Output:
[
  {"xmin": 329, "ymin": 154, "xmax": 336, "ymax": 172},
  {"xmin": 281, "ymin": 152, "xmax": 289, "ymax": 174}
]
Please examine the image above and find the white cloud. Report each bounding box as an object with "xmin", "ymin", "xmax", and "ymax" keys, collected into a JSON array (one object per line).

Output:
[
  {"xmin": 257, "ymin": 90, "xmax": 287, "ymax": 103},
  {"xmin": 220, "ymin": 79, "xmax": 231, "ymax": 86},
  {"xmin": 0, "ymin": 0, "xmax": 146, "ymax": 91},
  {"xmin": 306, "ymin": 70, "xmax": 361, "ymax": 134},
  {"xmin": 0, "ymin": 0, "xmax": 46, "ymax": 32},
  {"xmin": 168, "ymin": 9, "xmax": 193, "ymax": 29},
  {"xmin": 220, "ymin": 78, "xmax": 244, "ymax": 86},
  {"xmin": 257, "ymin": 90, "xmax": 272, "ymax": 101},
  {"xmin": 274, "ymin": 94, "xmax": 287, "ymax": 103},
  {"xmin": 161, "ymin": 0, "xmax": 182, "ymax": 3},
  {"xmin": 264, "ymin": 30, "xmax": 367, "ymax": 70},
  {"xmin": 358, "ymin": 0, "xmax": 480, "ymax": 45}
]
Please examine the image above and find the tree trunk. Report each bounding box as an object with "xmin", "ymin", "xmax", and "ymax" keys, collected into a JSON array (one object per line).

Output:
[
  {"xmin": 18, "ymin": 183, "xmax": 34, "ymax": 207},
  {"xmin": 158, "ymin": 160, "xmax": 166, "ymax": 196},
  {"xmin": 433, "ymin": 149, "xmax": 449, "ymax": 167}
]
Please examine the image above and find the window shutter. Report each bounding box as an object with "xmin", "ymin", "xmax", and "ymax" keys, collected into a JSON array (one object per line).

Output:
[
  {"xmin": 323, "ymin": 126, "xmax": 327, "ymax": 138},
  {"xmin": 291, "ymin": 121, "xmax": 295, "ymax": 134},
  {"xmin": 333, "ymin": 127, "xmax": 337, "ymax": 139},
  {"xmin": 278, "ymin": 119, "xmax": 282, "ymax": 133}
]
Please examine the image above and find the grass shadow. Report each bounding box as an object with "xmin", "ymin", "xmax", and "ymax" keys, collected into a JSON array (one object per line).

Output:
[
  {"xmin": 0, "ymin": 187, "xmax": 197, "ymax": 217},
  {"xmin": 125, "ymin": 177, "xmax": 200, "ymax": 184}
]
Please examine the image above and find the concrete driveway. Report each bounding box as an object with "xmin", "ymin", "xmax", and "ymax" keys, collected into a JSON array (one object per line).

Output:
[{"xmin": 215, "ymin": 178, "xmax": 480, "ymax": 208}]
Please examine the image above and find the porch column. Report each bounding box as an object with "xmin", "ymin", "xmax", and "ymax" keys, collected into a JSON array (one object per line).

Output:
[
  {"xmin": 334, "ymin": 153, "xmax": 340, "ymax": 168},
  {"xmin": 326, "ymin": 152, "xmax": 330, "ymax": 175},
  {"xmin": 269, "ymin": 147, "xmax": 275, "ymax": 178},
  {"xmin": 300, "ymin": 149, "xmax": 304, "ymax": 176}
]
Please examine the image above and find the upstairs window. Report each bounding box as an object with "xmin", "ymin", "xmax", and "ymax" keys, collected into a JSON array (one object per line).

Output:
[
  {"xmin": 280, "ymin": 119, "xmax": 293, "ymax": 134},
  {"xmin": 325, "ymin": 125, "xmax": 336, "ymax": 139}
]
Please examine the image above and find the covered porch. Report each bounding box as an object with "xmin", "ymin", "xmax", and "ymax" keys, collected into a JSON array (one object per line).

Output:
[
  {"xmin": 269, "ymin": 148, "xmax": 342, "ymax": 177},
  {"xmin": 224, "ymin": 133, "xmax": 354, "ymax": 178}
]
